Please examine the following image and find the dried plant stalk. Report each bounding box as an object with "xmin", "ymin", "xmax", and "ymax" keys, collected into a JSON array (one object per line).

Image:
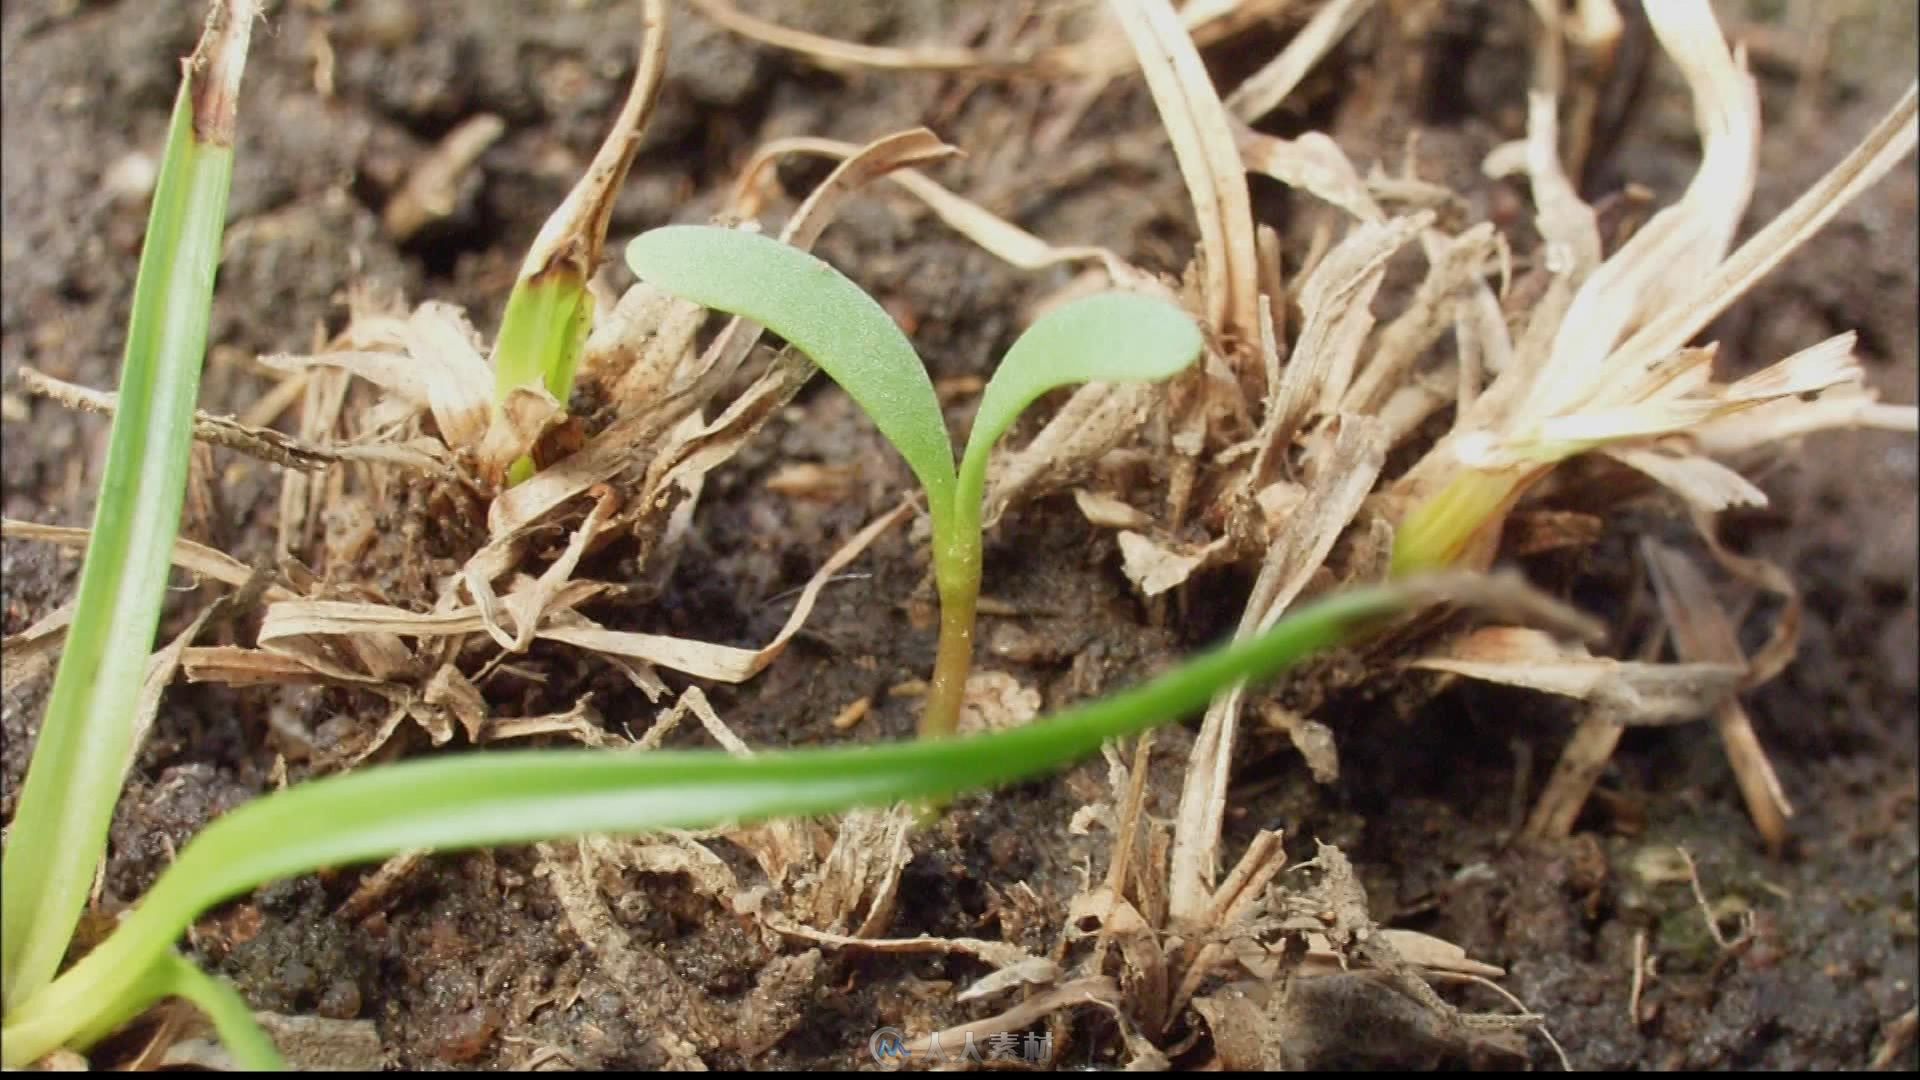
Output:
[
  {"xmin": 1643, "ymin": 541, "xmax": 1792, "ymax": 854},
  {"xmin": 1110, "ymin": 0, "xmax": 1260, "ymax": 348}
]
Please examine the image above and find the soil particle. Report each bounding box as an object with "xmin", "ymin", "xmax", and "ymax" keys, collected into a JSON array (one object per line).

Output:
[{"xmin": 103, "ymin": 762, "xmax": 256, "ymax": 906}]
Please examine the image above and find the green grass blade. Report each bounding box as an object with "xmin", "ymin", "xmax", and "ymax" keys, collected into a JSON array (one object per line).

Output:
[
  {"xmin": 490, "ymin": 0, "xmax": 667, "ymax": 486},
  {"xmin": 1, "ymin": 6, "xmax": 251, "ymax": 1011},
  {"xmin": 1, "ymin": 583, "xmax": 1412, "ymax": 1065},
  {"xmin": 1388, "ymin": 467, "xmax": 1540, "ymax": 577},
  {"xmin": 625, "ymin": 226, "xmax": 958, "ymax": 513},
  {"xmin": 955, "ymin": 293, "xmax": 1201, "ymax": 526},
  {"xmin": 492, "ymin": 274, "xmax": 594, "ymax": 407},
  {"xmin": 490, "ymin": 274, "xmax": 593, "ymax": 485},
  {"xmin": 165, "ymin": 957, "xmax": 285, "ymax": 1070}
]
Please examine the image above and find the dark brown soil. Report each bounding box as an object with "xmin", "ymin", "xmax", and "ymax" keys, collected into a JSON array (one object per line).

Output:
[{"xmin": 3, "ymin": 0, "xmax": 1915, "ymax": 1071}]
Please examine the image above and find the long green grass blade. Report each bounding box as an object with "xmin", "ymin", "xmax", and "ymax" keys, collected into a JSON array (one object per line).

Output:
[
  {"xmin": 1, "ymin": 9, "xmax": 250, "ymax": 1011},
  {"xmin": 625, "ymin": 226, "xmax": 958, "ymax": 514},
  {"xmin": 1, "ymin": 583, "xmax": 1412, "ymax": 1065}
]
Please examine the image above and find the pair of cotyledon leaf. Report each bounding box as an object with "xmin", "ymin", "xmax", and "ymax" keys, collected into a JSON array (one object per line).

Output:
[
  {"xmin": 624, "ymin": 225, "xmax": 1205, "ymax": 739},
  {"xmin": 624, "ymin": 225, "xmax": 1203, "ymax": 550}
]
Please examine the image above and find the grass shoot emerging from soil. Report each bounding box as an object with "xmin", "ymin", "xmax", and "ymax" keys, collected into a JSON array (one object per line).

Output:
[{"xmin": 489, "ymin": 0, "xmax": 668, "ymax": 485}]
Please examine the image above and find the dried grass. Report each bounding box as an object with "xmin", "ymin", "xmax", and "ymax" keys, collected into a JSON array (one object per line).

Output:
[{"xmin": 21, "ymin": 0, "xmax": 1913, "ymax": 1067}]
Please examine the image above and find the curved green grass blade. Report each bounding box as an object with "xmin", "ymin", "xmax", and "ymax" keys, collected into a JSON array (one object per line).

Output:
[
  {"xmin": 625, "ymin": 226, "xmax": 957, "ymax": 512},
  {"xmin": 955, "ymin": 293, "xmax": 1202, "ymax": 524},
  {"xmin": 1, "ymin": 583, "xmax": 1413, "ymax": 1066},
  {"xmin": 1, "ymin": 10, "xmax": 250, "ymax": 1010},
  {"xmin": 165, "ymin": 957, "xmax": 284, "ymax": 1071}
]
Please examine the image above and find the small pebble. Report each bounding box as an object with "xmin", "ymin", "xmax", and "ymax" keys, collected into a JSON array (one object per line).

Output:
[
  {"xmin": 436, "ymin": 1005, "xmax": 502, "ymax": 1064},
  {"xmin": 318, "ymin": 978, "xmax": 362, "ymax": 1020},
  {"xmin": 101, "ymin": 151, "xmax": 158, "ymax": 204},
  {"xmin": 830, "ymin": 696, "xmax": 871, "ymax": 731}
]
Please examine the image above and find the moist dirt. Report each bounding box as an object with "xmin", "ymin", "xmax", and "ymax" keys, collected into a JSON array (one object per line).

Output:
[{"xmin": 2, "ymin": 0, "xmax": 1914, "ymax": 1070}]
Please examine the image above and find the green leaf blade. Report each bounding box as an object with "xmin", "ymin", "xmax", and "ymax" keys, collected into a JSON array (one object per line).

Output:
[
  {"xmin": 1, "ymin": 66, "xmax": 239, "ymax": 1011},
  {"xmin": 956, "ymin": 293, "xmax": 1201, "ymax": 518},
  {"xmin": 165, "ymin": 958, "xmax": 285, "ymax": 1071},
  {"xmin": 625, "ymin": 226, "xmax": 957, "ymax": 509},
  {"xmin": 492, "ymin": 272, "xmax": 594, "ymax": 407},
  {"xmin": 1, "ymin": 583, "xmax": 1409, "ymax": 1064}
]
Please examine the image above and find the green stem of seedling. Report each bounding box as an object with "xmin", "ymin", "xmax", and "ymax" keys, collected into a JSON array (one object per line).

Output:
[
  {"xmin": 921, "ymin": 425, "xmax": 995, "ymax": 739},
  {"xmin": 922, "ymin": 542, "xmax": 981, "ymax": 741}
]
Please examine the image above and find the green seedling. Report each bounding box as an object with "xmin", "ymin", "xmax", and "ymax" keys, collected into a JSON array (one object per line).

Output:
[
  {"xmin": 625, "ymin": 225, "xmax": 1205, "ymax": 739},
  {"xmin": 0, "ymin": 11, "xmax": 1422, "ymax": 1069},
  {"xmin": 490, "ymin": 0, "xmax": 668, "ymax": 485},
  {"xmin": 2, "ymin": 580, "xmax": 1419, "ymax": 1069},
  {"xmin": 2, "ymin": 0, "xmax": 255, "ymax": 1021},
  {"xmin": 492, "ymin": 263, "xmax": 595, "ymax": 488}
]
